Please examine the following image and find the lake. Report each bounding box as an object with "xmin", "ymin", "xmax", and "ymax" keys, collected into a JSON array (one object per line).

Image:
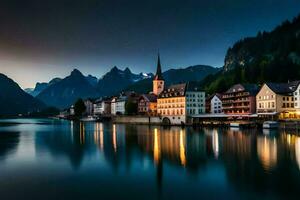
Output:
[{"xmin": 0, "ymin": 118, "xmax": 300, "ymax": 199}]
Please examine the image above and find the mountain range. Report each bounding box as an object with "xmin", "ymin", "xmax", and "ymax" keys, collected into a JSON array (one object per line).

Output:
[
  {"xmin": 5, "ymin": 13, "xmax": 300, "ymax": 114},
  {"xmin": 125, "ymin": 65, "xmax": 219, "ymax": 93},
  {"xmin": 0, "ymin": 73, "xmax": 45, "ymax": 116},
  {"xmin": 35, "ymin": 65, "xmax": 216, "ymax": 109}
]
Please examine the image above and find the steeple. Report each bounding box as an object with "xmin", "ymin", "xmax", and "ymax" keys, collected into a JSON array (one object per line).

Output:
[
  {"xmin": 154, "ymin": 53, "xmax": 163, "ymax": 80},
  {"xmin": 152, "ymin": 53, "xmax": 165, "ymax": 95}
]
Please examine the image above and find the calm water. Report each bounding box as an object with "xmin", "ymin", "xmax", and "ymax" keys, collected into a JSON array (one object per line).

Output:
[{"xmin": 0, "ymin": 119, "xmax": 300, "ymax": 199}]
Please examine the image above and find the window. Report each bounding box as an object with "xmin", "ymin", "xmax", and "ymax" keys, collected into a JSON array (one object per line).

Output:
[{"xmin": 283, "ymin": 97, "xmax": 285, "ymax": 101}]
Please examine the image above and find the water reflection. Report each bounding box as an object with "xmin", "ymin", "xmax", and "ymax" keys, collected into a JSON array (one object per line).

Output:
[
  {"xmin": 0, "ymin": 132, "xmax": 20, "ymax": 160},
  {"xmin": 257, "ymin": 135, "xmax": 277, "ymax": 172},
  {"xmin": 295, "ymin": 137, "xmax": 300, "ymax": 170},
  {"xmin": 2, "ymin": 120, "xmax": 300, "ymax": 199}
]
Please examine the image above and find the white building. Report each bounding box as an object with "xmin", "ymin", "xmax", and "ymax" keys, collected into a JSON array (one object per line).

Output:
[
  {"xmin": 206, "ymin": 94, "xmax": 223, "ymax": 114},
  {"xmin": 84, "ymin": 99, "xmax": 94, "ymax": 116},
  {"xmin": 115, "ymin": 96, "xmax": 127, "ymax": 115},
  {"xmin": 186, "ymin": 89, "xmax": 206, "ymax": 115},
  {"xmin": 111, "ymin": 96, "xmax": 127, "ymax": 115},
  {"xmin": 111, "ymin": 97, "xmax": 117, "ymax": 115},
  {"xmin": 294, "ymin": 82, "xmax": 300, "ymax": 111},
  {"xmin": 70, "ymin": 105, "xmax": 75, "ymax": 116},
  {"xmin": 94, "ymin": 98, "xmax": 111, "ymax": 115}
]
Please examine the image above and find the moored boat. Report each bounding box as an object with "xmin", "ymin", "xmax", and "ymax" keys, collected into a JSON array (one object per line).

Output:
[{"xmin": 263, "ymin": 121, "xmax": 279, "ymax": 129}]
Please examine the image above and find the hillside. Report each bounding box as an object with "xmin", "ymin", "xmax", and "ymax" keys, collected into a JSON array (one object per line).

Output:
[
  {"xmin": 0, "ymin": 73, "xmax": 45, "ymax": 116},
  {"xmin": 97, "ymin": 66, "xmax": 153, "ymax": 96},
  {"xmin": 36, "ymin": 69, "xmax": 99, "ymax": 109},
  {"xmin": 203, "ymin": 14, "xmax": 300, "ymax": 94}
]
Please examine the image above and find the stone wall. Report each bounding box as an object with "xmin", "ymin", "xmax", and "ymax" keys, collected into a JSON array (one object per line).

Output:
[{"xmin": 113, "ymin": 116, "xmax": 162, "ymax": 125}]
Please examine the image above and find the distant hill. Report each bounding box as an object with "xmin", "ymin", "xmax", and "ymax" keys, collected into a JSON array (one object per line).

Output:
[
  {"xmin": 36, "ymin": 69, "xmax": 99, "ymax": 109},
  {"xmin": 97, "ymin": 66, "xmax": 153, "ymax": 96},
  {"xmin": 25, "ymin": 78, "xmax": 62, "ymax": 97},
  {"xmin": 33, "ymin": 65, "xmax": 217, "ymax": 109},
  {"xmin": 125, "ymin": 65, "xmax": 219, "ymax": 93},
  {"xmin": 0, "ymin": 73, "xmax": 45, "ymax": 116},
  {"xmin": 202, "ymin": 14, "xmax": 300, "ymax": 94}
]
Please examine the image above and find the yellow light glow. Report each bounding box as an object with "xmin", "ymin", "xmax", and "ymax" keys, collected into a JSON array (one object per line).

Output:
[
  {"xmin": 212, "ymin": 129, "xmax": 219, "ymax": 159},
  {"xmin": 295, "ymin": 137, "xmax": 300, "ymax": 171},
  {"xmin": 179, "ymin": 129, "xmax": 186, "ymax": 166},
  {"xmin": 153, "ymin": 128, "xmax": 161, "ymax": 164},
  {"xmin": 113, "ymin": 124, "xmax": 117, "ymax": 152},
  {"xmin": 257, "ymin": 136, "xmax": 277, "ymax": 171}
]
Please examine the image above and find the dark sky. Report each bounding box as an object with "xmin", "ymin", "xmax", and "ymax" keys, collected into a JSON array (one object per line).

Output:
[{"xmin": 0, "ymin": 0, "xmax": 300, "ymax": 88}]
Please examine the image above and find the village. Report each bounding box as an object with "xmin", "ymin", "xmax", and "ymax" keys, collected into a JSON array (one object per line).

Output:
[{"xmin": 59, "ymin": 55, "xmax": 300, "ymax": 128}]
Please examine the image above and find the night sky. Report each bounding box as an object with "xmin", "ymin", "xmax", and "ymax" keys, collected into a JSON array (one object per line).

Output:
[{"xmin": 0, "ymin": 0, "xmax": 300, "ymax": 88}]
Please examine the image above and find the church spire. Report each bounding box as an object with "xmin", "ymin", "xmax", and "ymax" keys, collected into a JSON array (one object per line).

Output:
[{"xmin": 154, "ymin": 53, "xmax": 163, "ymax": 80}]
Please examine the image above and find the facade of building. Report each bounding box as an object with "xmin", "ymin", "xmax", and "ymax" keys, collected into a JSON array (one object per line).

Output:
[
  {"xmin": 293, "ymin": 82, "xmax": 300, "ymax": 113},
  {"xmin": 222, "ymin": 84, "xmax": 258, "ymax": 115},
  {"xmin": 94, "ymin": 98, "xmax": 111, "ymax": 115},
  {"xmin": 186, "ymin": 87, "xmax": 206, "ymax": 115},
  {"xmin": 111, "ymin": 97, "xmax": 117, "ymax": 115},
  {"xmin": 256, "ymin": 82, "xmax": 299, "ymax": 118},
  {"xmin": 70, "ymin": 105, "xmax": 75, "ymax": 116},
  {"xmin": 152, "ymin": 54, "xmax": 164, "ymax": 96},
  {"xmin": 138, "ymin": 94, "xmax": 157, "ymax": 115},
  {"xmin": 84, "ymin": 99, "xmax": 94, "ymax": 116},
  {"xmin": 206, "ymin": 93, "xmax": 223, "ymax": 114},
  {"xmin": 157, "ymin": 82, "xmax": 205, "ymax": 124},
  {"xmin": 111, "ymin": 96, "xmax": 127, "ymax": 115}
]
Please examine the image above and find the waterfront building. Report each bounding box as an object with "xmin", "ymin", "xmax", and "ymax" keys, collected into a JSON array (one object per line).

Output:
[
  {"xmin": 111, "ymin": 95, "xmax": 127, "ymax": 115},
  {"xmin": 70, "ymin": 105, "xmax": 75, "ymax": 116},
  {"xmin": 157, "ymin": 82, "xmax": 205, "ymax": 124},
  {"xmin": 152, "ymin": 54, "xmax": 164, "ymax": 96},
  {"xmin": 93, "ymin": 98, "xmax": 111, "ymax": 115},
  {"xmin": 206, "ymin": 93, "xmax": 223, "ymax": 114},
  {"xmin": 293, "ymin": 82, "xmax": 300, "ymax": 116},
  {"xmin": 138, "ymin": 94, "xmax": 157, "ymax": 115},
  {"xmin": 83, "ymin": 99, "xmax": 94, "ymax": 116},
  {"xmin": 256, "ymin": 82, "xmax": 299, "ymax": 118},
  {"xmin": 222, "ymin": 84, "xmax": 259, "ymax": 115},
  {"xmin": 111, "ymin": 97, "xmax": 117, "ymax": 115}
]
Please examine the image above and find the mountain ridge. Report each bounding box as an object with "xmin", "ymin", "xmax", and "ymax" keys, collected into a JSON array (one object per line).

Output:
[
  {"xmin": 202, "ymin": 14, "xmax": 300, "ymax": 94},
  {"xmin": 0, "ymin": 73, "xmax": 45, "ymax": 116}
]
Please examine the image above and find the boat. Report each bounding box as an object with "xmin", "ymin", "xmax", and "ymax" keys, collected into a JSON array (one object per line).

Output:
[
  {"xmin": 230, "ymin": 122, "xmax": 240, "ymax": 128},
  {"xmin": 263, "ymin": 121, "xmax": 279, "ymax": 129},
  {"xmin": 81, "ymin": 116, "xmax": 96, "ymax": 122}
]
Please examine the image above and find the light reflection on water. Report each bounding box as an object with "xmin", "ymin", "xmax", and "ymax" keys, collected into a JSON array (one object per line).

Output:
[{"xmin": 0, "ymin": 119, "xmax": 300, "ymax": 199}]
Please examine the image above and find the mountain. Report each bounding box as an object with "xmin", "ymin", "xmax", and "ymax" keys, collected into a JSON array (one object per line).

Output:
[
  {"xmin": 125, "ymin": 65, "xmax": 219, "ymax": 93},
  {"xmin": 85, "ymin": 75, "xmax": 98, "ymax": 87},
  {"xmin": 0, "ymin": 73, "xmax": 45, "ymax": 116},
  {"xmin": 97, "ymin": 66, "xmax": 153, "ymax": 96},
  {"xmin": 25, "ymin": 78, "xmax": 62, "ymax": 97},
  {"xmin": 36, "ymin": 69, "xmax": 99, "ymax": 109},
  {"xmin": 202, "ymin": 14, "xmax": 300, "ymax": 94}
]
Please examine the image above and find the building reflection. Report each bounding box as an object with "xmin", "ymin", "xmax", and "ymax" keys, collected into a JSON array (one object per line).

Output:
[
  {"xmin": 295, "ymin": 137, "xmax": 300, "ymax": 170},
  {"xmin": 257, "ymin": 135, "xmax": 277, "ymax": 172},
  {"xmin": 32, "ymin": 121, "xmax": 300, "ymax": 198}
]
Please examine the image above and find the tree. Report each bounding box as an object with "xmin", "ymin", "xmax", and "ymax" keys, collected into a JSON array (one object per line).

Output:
[
  {"xmin": 74, "ymin": 99, "xmax": 86, "ymax": 117},
  {"xmin": 125, "ymin": 100, "xmax": 138, "ymax": 115}
]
